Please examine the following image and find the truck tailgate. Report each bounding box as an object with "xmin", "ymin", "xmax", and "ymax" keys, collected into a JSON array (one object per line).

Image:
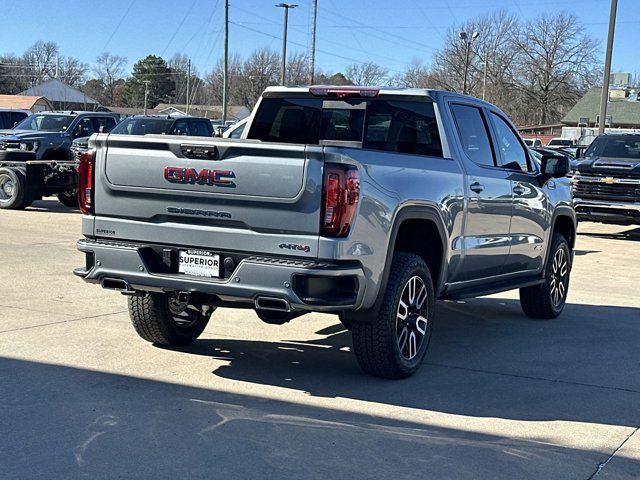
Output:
[{"xmin": 92, "ymin": 134, "xmax": 323, "ymax": 257}]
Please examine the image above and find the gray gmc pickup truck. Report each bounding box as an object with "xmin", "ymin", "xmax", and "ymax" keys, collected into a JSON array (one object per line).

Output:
[{"xmin": 75, "ymin": 86, "xmax": 575, "ymax": 378}]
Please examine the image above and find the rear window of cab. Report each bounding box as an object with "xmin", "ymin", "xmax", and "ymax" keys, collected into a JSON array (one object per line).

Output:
[{"xmin": 248, "ymin": 97, "xmax": 443, "ymax": 157}]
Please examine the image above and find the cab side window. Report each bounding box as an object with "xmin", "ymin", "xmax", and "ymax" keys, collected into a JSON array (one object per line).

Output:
[
  {"xmin": 450, "ymin": 104, "xmax": 495, "ymax": 166},
  {"xmin": 73, "ymin": 118, "xmax": 95, "ymax": 139},
  {"xmin": 171, "ymin": 120, "xmax": 190, "ymax": 136},
  {"xmin": 190, "ymin": 120, "xmax": 212, "ymax": 137},
  {"xmin": 91, "ymin": 116, "xmax": 116, "ymax": 133},
  {"xmin": 10, "ymin": 112, "xmax": 28, "ymax": 128},
  {"xmin": 490, "ymin": 112, "xmax": 531, "ymax": 172}
]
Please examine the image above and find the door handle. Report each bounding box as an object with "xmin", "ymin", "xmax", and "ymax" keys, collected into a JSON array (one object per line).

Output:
[
  {"xmin": 513, "ymin": 184, "xmax": 526, "ymax": 196},
  {"xmin": 470, "ymin": 181, "xmax": 484, "ymax": 193}
]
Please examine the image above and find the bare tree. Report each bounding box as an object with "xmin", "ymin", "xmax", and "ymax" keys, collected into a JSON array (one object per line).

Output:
[
  {"xmin": 92, "ymin": 52, "xmax": 127, "ymax": 105},
  {"xmin": 205, "ymin": 53, "xmax": 243, "ymax": 106},
  {"xmin": 22, "ymin": 41, "xmax": 59, "ymax": 86},
  {"xmin": 58, "ymin": 56, "xmax": 89, "ymax": 87},
  {"xmin": 168, "ymin": 53, "xmax": 205, "ymax": 106},
  {"xmin": 0, "ymin": 54, "xmax": 31, "ymax": 93},
  {"xmin": 392, "ymin": 59, "xmax": 432, "ymax": 88},
  {"xmin": 237, "ymin": 48, "xmax": 280, "ymax": 108},
  {"xmin": 345, "ymin": 61, "xmax": 388, "ymax": 85},
  {"xmin": 511, "ymin": 12, "xmax": 601, "ymax": 125},
  {"xmin": 285, "ymin": 52, "xmax": 309, "ymax": 86},
  {"xmin": 427, "ymin": 10, "xmax": 599, "ymax": 125}
]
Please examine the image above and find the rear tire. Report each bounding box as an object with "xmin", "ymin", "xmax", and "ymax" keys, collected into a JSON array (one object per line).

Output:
[
  {"xmin": 351, "ymin": 253, "xmax": 435, "ymax": 379},
  {"xmin": 0, "ymin": 168, "xmax": 32, "ymax": 210},
  {"xmin": 57, "ymin": 189, "xmax": 78, "ymax": 208},
  {"xmin": 128, "ymin": 292, "xmax": 212, "ymax": 346},
  {"xmin": 520, "ymin": 233, "xmax": 571, "ymax": 319}
]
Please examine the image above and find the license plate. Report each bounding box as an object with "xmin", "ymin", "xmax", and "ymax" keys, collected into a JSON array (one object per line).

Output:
[{"xmin": 178, "ymin": 249, "xmax": 220, "ymax": 277}]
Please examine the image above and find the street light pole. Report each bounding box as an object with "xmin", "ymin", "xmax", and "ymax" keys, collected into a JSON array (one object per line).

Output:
[
  {"xmin": 599, "ymin": 0, "xmax": 618, "ymax": 134},
  {"xmin": 276, "ymin": 3, "xmax": 297, "ymax": 86},
  {"xmin": 482, "ymin": 53, "xmax": 488, "ymax": 100},
  {"xmin": 460, "ymin": 31, "xmax": 479, "ymax": 95},
  {"xmin": 143, "ymin": 80, "xmax": 150, "ymax": 115}
]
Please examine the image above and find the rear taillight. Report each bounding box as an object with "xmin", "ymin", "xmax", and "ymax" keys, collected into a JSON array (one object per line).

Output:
[
  {"xmin": 321, "ymin": 164, "xmax": 359, "ymax": 237},
  {"xmin": 78, "ymin": 149, "xmax": 96, "ymax": 215}
]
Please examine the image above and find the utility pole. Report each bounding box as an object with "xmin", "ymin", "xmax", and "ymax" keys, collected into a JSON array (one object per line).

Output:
[
  {"xmin": 277, "ymin": 3, "xmax": 297, "ymax": 86},
  {"xmin": 308, "ymin": 0, "xmax": 317, "ymax": 84},
  {"xmin": 186, "ymin": 58, "xmax": 191, "ymax": 114},
  {"xmin": 599, "ymin": 0, "xmax": 618, "ymax": 134},
  {"xmin": 460, "ymin": 31, "xmax": 479, "ymax": 95},
  {"xmin": 143, "ymin": 80, "xmax": 151, "ymax": 115},
  {"xmin": 222, "ymin": 0, "xmax": 229, "ymax": 123}
]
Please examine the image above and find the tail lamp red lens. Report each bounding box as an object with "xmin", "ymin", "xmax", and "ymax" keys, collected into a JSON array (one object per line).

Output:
[
  {"xmin": 321, "ymin": 164, "xmax": 359, "ymax": 237},
  {"xmin": 78, "ymin": 148, "xmax": 96, "ymax": 214}
]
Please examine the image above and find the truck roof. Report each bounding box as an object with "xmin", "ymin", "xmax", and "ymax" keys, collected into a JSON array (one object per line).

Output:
[
  {"xmin": 263, "ymin": 85, "xmax": 437, "ymax": 98},
  {"xmin": 261, "ymin": 85, "xmax": 499, "ymax": 108}
]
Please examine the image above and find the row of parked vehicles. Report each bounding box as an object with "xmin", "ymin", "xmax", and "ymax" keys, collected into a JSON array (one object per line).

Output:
[{"xmin": 0, "ymin": 110, "xmax": 246, "ymax": 209}]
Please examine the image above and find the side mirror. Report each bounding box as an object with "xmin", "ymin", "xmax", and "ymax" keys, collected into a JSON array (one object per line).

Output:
[{"xmin": 541, "ymin": 155, "xmax": 570, "ymax": 178}]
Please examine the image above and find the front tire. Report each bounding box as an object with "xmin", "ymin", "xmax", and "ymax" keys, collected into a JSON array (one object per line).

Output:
[
  {"xmin": 0, "ymin": 168, "xmax": 32, "ymax": 210},
  {"xmin": 128, "ymin": 292, "xmax": 212, "ymax": 346},
  {"xmin": 520, "ymin": 233, "xmax": 571, "ymax": 319},
  {"xmin": 351, "ymin": 253, "xmax": 435, "ymax": 379},
  {"xmin": 57, "ymin": 189, "xmax": 78, "ymax": 208}
]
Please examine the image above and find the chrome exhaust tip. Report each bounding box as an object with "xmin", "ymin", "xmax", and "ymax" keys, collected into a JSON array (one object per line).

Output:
[
  {"xmin": 100, "ymin": 277, "xmax": 133, "ymax": 292},
  {"xmin": 254, "ymin": 296, "xmax": 291, "ymax": 312}
]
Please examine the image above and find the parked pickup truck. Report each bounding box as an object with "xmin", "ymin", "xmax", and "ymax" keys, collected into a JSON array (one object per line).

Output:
[
  {"xmin": 572, "ymin": 133, "xmax": 640, "ymax": 224},
  {"xmin": 75, "ymin": 86, "xmax": 575, "ymax": 378},
  {"xmin": 0, "ymin": 111, "xmax": 119, "ymax": 209}
]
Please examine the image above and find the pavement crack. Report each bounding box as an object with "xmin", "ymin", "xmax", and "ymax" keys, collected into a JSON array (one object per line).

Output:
[
  {"xmin": 427, "ymin": 362, "xmax": 640, "ymax": 394},
  {"xmin": 587, "ymin": 426, "xmax": 640, "ymax": 479},
  {"xmin": 0, "ymin": 310, "xmax": 127, "ymax": 334}
]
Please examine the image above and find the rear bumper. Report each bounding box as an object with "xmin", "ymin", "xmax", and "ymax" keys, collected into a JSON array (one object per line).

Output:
[
  {"xmin": 75, "ymin": 238, "xmax": 366, "ymax": 312},
  {"xmin": 574, "ymin": 198, "xmax": 640, "ymax": 224}
]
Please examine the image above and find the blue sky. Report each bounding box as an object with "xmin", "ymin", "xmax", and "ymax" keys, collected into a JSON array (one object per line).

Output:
[{"xmin": 1, "ymin": 0, "xmax": 639, "ymax": 78}]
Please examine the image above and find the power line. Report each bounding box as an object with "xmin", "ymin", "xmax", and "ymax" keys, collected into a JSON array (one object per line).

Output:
[
  {"xmin": 101, "ymin": 0, "xmax": 136, "ymax": 53},
  {"xmin": 160, "ymin": 0, "xmax": 198, "ymax": 57},
  {"xmin": 228, "ymin": 20, "xmax": 401, "ymax": 74}
]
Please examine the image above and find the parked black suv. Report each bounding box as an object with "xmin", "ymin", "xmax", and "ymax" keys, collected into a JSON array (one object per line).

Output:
[
  {"xmin": 572, "ymin": 133, "xmax": 640, "ymax": 224},
  {"xmin": 70, "ymin": 115, "xmax": 216, "ymax": 161},
  {"xmin": 109, "ymin": 115, "xmax": 214, "ymax": 137}
]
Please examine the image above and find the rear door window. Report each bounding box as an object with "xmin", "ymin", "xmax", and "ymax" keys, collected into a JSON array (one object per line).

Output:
[
  {"xmin": 363, "ymin": 101, "xmax": 442, "ymax": 156},
  {"xmin": 248, "ymin": 97, "xmax": 442, "ymax": 157},
  {"xmin": 450, "ymin": 104, "xmax": 495, "ymax": 167}
]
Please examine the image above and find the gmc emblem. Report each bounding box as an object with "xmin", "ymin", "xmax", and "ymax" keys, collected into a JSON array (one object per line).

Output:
[{"xmin": 164, "ymin": 167, "xmax": 235, "ymax": 187}]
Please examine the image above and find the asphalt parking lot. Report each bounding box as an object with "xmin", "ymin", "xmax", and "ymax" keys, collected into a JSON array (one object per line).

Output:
[{"xmin": 1, "ymin": 199, "xmax": 639, "ymax": 480}]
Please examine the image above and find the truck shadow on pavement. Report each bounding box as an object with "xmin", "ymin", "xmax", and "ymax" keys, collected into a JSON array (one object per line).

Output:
[
  {"xmin": 168, "ymin": 297, "xmax": 640, "ymax": 429},
  {"xmin": 578, "ymin": 226, "xmax": 640, "ymax": 242},
  {"xmin": 26, "ymin": 199, "xmax": 79, "ymax": 214},
  {"xmin": 1, "ymin": 356, "xmax": 634, "ymax": 480}
]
